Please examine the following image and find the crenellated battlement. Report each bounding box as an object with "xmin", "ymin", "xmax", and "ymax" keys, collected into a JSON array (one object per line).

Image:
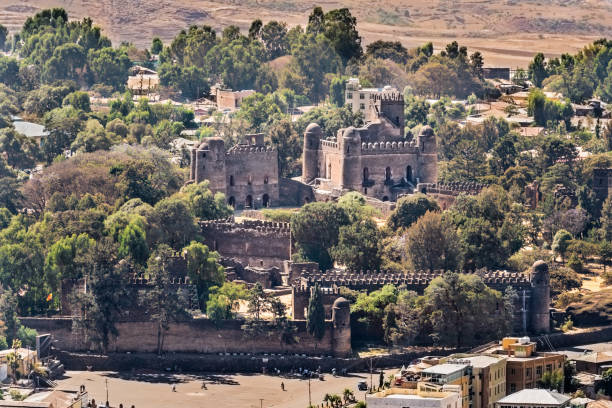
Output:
[
  {"xmin": 299, "ymin": 269, "xmax": 531, "ymax": 291},
  {"xmin": 199, "ymin": 217, "xmax": 291, "ymax": 235},
  {"xmin": 226, "ymin": 146, "xmax": 277, "ymax": 156},
  {"xmin": 370, "ymin": 92, "xmax": 404, "ymax": 103},
  {"xmin": 128, "ymin": 275, "xmax": 193, "ymax": 286},
  {"xmin": 417, "ymin": 181, "xmax": 488, "ymax": 196},
  {"xmin": 360, "ymin": 140, "xmax": 420, "ymax": 155}
]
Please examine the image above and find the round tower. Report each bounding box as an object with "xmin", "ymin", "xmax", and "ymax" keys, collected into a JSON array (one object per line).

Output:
[
  {"xmin": 529, "ymin": 260, "xmax": 551, "ymax": 333},
  {"xmin": 302, "ymin": 123, "xmax": 322, "ymax": 183},
  {"xmin": 331, "ymin": 297, "xmax": 351, "ymax": 357}
]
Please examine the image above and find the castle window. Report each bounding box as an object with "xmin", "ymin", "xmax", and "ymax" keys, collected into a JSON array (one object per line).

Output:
[
  {"xmin": 406, "ymin": 165, "xmax": 413, "ymax": 181},
  {"xmin": 363, "ymin": 167, "xmax": 369, "ymax": 182},
  {"xmin": 385, "ymin": 167, "xmax": 392, "ymax": 182},
  {"xmin": 264, "ymin": 176, "xmax": 269, "ymax": 184},
  {"xmin": 228, "ymin": 196, "xmax": 235, "ymax": 207},
  {"xmin": 262, "ymin": 194, "xmax": 270, "ymax": 207},
  {"xmin": 245, "ymin": 195, "xmax": 253, "ymax": 208},
  {"xmin": 247, "ymin": 175, "xmax": 252, "ymax": 185},
  {"xmin": 229, "ymin": 175, "xmax": 234, "ymax": 186},
  {"xmin": 347, "ymin": 92, "xmax": 353, "ymax": 99}
]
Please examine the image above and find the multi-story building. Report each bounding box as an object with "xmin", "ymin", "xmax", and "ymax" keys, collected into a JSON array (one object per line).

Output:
[
  {"xmin": 421, "ymin": 364, "xmax": 472, "ymax": 408},
  {"xmin": 461, "ymin": 355, "xmax": 507, "ymax": 408},
  {"xmin": 368, "ymin": 382, "xmax": 462, "ymax": 408},
  {"xmin": 480, "ymin": 337, "xmax": 566, "ymax": 395},
  {"xmin": 345, "ymin": 78, "xmax": 399, "ymax": 121}
]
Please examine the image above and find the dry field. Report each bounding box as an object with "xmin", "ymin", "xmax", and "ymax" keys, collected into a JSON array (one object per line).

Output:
[{"xmin": 2, "ymin": 0, "xmax": 612, "ymax": 67}]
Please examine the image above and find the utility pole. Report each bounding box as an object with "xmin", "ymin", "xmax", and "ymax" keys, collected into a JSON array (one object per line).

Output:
[
  {"xmin": 370, "ymin": 358, "xmax": 373, "ymax": 391},
  {"xmin": 105, "ymin": 378, "xmax": 109, "ymax": 406},
  {"xmin": 308, "ymin": 376, "xmax": 312, "ymax": 407},
  {"xmin": 259, "ymin": 398, "xmax": 263, "ymax": 408}
]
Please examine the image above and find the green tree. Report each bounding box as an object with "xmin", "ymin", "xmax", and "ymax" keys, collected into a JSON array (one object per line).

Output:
[
  {"xmin": 331, "ymin": 218, "xmax": 382, "ymax": 271},
  {"xmin": 117, "ymin": 221, "xmax": 148, "ymax": 264},
  {"xmin": 0, "ymin": 25, "xmax": 7, "ymax": 50},
  {"xmin": 144, "ymin": 245, "xmax": 189, "ymax": 355},
  {"xmin": 247, "ymin": 282, "xmax": 267, "ymax": 321},
  {"xmin": 206, "ymin": 282, "xmax": 248, "ymax": 324},
  {"xmin": 267, "ymin": 118, "xmax": 302, "ymax": 177},
  {"xmin": 88, "ymin": 47, "xmax": 131, "ymax": 90},
  {"xmin": 175, "ymin": 181, "xmax": 232, "ymax": 220},
  {"xmin": 71, "ymin": 119, "xmax": 118, "ymax": 153},
  {"xmin": 62, "ymin": 91, "xmax": 91, "ymax": 112},
  {"xmin": 404, "ymin": 211, "xmax": 463, "ymax": 272},
  {"xmin": 424, "ymin": 273, "xmax": 511, "ymax": 347},
  {"xmin": 306, "ymin": 284, "xmax": 325, "ymax": 340},
  {"xmin": 387, "ymin": 194, "xmax": 440, "ymax": 230},
  {"xmin": 599, "ymin": 368, "xmax": 612, "ymax": 396},
  {"xmin": 152, "ymin": 197, "xmax": 199, "ymax": 250},
  {"xmin": 365, "ymin": 40, "xmax": 409, "ymax": 64},
  {"xmin": 599, "ymin": 196, "xmax": 612, "ymax": 241},
  {"xmin": 0, "ymin": 128, "xmax": 39, "ymax": 170},
  {"xmin": 183, "ymin": 241, "xmax": 224, "ymax": 310},
  {"xmin": 71, "ymin": 239, "xmax": 131, "ymax": 352},
  {"xmin": 151, "ymin": 37, "xmax": 163, "ymax": 54},
  {"xmin": 291, "ymin": 202, "xmax": 349, "ymax": 270},
  {"xmin": 529, "ymin": 53, "xmax": 548, "ymax": 87},
  {"xmin": 261, "ymin": 21, "xmax": 289, "ymax": 60},
  {"xmin": 329, "ymin": 76, "xmax": 347, "ymax": 107},
  {"xmin": 45, "ymin": 233, "xmax": 95, "ymax": 289},
  {"xmin": 552, "ymin": 229, "xmax": 573, "ymax": 262}
]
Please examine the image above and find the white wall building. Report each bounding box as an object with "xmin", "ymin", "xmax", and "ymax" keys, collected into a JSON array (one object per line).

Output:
[
  {"xmin": 345, "ymin": 78, "xmax": 398, "ymax": 120},
  {"xmin": 368, "ymin": 383, "xmax": 461, "ymax": 408}
]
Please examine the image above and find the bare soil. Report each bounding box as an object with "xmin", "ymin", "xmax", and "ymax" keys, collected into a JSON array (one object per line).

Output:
[
  {"xmin": 3, "ymin": 0, "xmax": 612, "ymax": 67},
  {"xmin": 56, "ymin": 370, "xmax": 380, "ymax": 408}
]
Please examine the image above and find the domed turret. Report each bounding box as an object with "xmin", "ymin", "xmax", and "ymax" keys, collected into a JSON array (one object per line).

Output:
[
  {"xmin": 332, "ymin": 297, "xmax": 351, "ymax": 357},
  {"xmin": 303, "ymin": 123, "xmax": 322, "ymax": 183},
  {"xmin": 530, "ymin": 260, "xmax": 550, "ymax": 333}
]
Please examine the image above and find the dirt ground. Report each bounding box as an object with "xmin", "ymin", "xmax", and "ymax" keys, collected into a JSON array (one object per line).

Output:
[
  {"xmin": 3, "ymin": 0, "xmax": 610, "ymax": 67},
  {"xmin": 56, "ymin": 370, "xmax": 386, "ymax": 408}
]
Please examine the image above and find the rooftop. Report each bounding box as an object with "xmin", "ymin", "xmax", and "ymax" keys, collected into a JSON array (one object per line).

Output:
[
  {"xmin": 496, "ymin": 389, "xmax": 570, "ymax": 405},
  {"xmin": 463, "ymin": 355, "xmax": 506, "ymax": 367},
  {"xmin": 422, "ymin": 363, "xmax": 468, "ymax": 375}
]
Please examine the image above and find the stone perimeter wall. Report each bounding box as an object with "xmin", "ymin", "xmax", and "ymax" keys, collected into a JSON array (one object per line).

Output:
[{"xmin": 20, "ymin": 317, "xmax": 351, "ymax": 356}]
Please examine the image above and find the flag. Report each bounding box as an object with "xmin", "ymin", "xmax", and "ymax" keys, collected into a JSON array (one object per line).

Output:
[{"xmin": 46, "ymin": 293, "xmax": 53, "ymax": 302}]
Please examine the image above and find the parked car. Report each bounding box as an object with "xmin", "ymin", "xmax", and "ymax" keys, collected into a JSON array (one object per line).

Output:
[{"xmin": 357, "ymin": 381, "xmax": 368, "ymax": 391}]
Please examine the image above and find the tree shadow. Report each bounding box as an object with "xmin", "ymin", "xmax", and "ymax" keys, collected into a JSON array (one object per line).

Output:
[{"xmin": 102, "ymin": 371, "xmax": 240, "ymax": 386}]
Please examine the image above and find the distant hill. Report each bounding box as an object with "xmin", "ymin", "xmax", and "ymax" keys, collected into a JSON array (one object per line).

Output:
[{"xmin": 3, "ymin": 0, "xmax": 612, "ymax": 67}]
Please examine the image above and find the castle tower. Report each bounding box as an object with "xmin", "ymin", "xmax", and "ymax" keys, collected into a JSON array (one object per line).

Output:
[
  {"xmin": 378, "ymin": 93, "xmax": 405, "ymax": 136},
  {"xmin": 529, "ymin": 260, "xmax": 550, "ymax": 333},
  {"xmin": 192, "ymin": 137, "xmax": 227, "ymax": 193},
  {"xmin": 331, "ymin": 297, "xmax": 351, "ymax": 357},
  {"xmin": 302, "ymin": 123, "xmax": 322, "ymax": 183}
]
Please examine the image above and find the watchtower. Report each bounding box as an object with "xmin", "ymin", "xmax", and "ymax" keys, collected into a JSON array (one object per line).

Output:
[{"xmin": 529, "ymin": 260, "xmax": 551, "ymax": 333}]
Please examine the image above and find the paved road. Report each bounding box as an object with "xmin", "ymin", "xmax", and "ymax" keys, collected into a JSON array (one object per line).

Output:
[{"xmin": 56, "ymin": 370, "xmax": 383, "ymax": 408}]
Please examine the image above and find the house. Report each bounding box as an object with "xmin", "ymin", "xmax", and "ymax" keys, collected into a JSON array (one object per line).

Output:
[
  {"xmin": 572, "ymin": 352, "xmax": 612, "ymax": 375},
  {"xmin": 11, "ymin": 116, "xmax": 49, "ymax": 146},
  {"xmin": 126, "ymin": 66, "xmax": 159, "ymax": 96},
  {"xmin": 420, "ymin": 364, "xmax": 472, "ymax": 408},
  {"xmin": 495, "ymin": 389, "xmax": 570, "ymax": 408},
  {"xmin": 0, "ymin": 348, "xmax": 38, "ymax": 379},
  {"xmin": 368, "ymin": 383, "xmax": 462, "ymax": 408},
  {"xmin": 211, "ymin": 85, "xmax": 255, "ymax": 111}
]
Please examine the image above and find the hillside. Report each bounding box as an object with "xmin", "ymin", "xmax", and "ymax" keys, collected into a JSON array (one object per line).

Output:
[{"xmin": 3, "ymin": 0, "xmax": 612, "ymax": 67}]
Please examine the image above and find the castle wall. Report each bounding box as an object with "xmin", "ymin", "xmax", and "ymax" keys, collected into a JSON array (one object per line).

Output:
[
  {"xmin": 278, "ymin": 178, "xmax": 315, "ymax": 206},
  {"xmin": 199, "ymin": 219, "xmax": 291, "ymax": 268},
  {"xmin": 224, "ymin": 147, "xmax": 279, "ymax": 209},
  {"xmin": 20, "ymin": 317, "xmax": 350, "ymax": 357}
]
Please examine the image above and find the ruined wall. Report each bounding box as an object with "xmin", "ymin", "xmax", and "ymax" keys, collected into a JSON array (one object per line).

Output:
[
  {"xmin": 200, "ymin": 219, "xmax": 291, "ymax": 268},
  {"xmin": 416, "ymin": 182, "xmax": 487, "ymax": 210},
  {"xmin": 20, "ymin": 317, "xmax": 351, "ymax": 357},
  {"xmin": 278, "ymin": 178, "xmax": 315, "ymax": 206}
]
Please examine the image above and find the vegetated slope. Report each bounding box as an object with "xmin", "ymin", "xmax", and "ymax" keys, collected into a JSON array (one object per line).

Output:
[
  {"xmin": 566, "ymin": 288, "xmax": 612, "ymax": 327},
  {"xmin": 2, "ymin": 0, "xmax": 612, "ymax": 66}
]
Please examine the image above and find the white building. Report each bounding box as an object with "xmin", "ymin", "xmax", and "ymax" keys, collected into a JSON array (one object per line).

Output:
[
  {"xmin": 345, "ymin": 78, "xmax": 398, "ymax": 119},
  {"xmin": 495, "ymin": 389, "xmax": 570, "ymax": 408},
  {"xmin": 368, "ymin": 383, "xmax": 461, "ymax": 408}
]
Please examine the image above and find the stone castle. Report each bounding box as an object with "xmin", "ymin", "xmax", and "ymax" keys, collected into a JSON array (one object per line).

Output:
[
  {"xmin": 189, "ymin": 89, "xmax": 438, "ymax": 205},
  {"xmin": 303, "ymin": 92, "xmax": 437, "ymax": 202}
]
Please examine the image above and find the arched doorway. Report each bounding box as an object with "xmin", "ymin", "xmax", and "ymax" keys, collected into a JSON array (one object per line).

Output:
[
  {"xmin": 382, "ymin": 196, "xmax": 389, "ymax": 202},
  {"xmin": 363, "ymin": 167, "xmax": 369, "ymax": 182},
  {"xmin": 385, "ymin": 167, "xmax": 391, "ymax": 182},
  {"xmin": 262, "ymin": 194, "xmax": 270, "ymax": 208},
  {"xmin": 245, "ymin": 195, "xmax": 253, "ymax": 208},
  {"xmin": 406, "ymin": 165, "xmax": 412, "ymax": 182},
  {"xmin": 228, "ymin": 196, "xmax": 235, "ymax": 207},
  {"xmin": 229, "ymin": 175, "xmax": 234, "ymax": 186}
]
